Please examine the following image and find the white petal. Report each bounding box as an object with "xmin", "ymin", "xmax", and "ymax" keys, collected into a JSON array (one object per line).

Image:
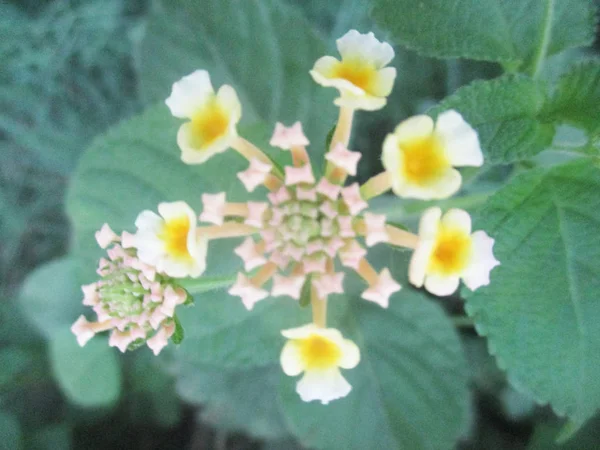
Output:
[
  {"xmin": 334, "ymin": 94, "xmax": 387, "ymax": 111},
  {"xmin": 424, "ymin": 274, "xmax": 460, "ymax": 296},
  {"xmin": 418, "ymin": 207, "xmax": 442, "ymax": 239},
  {"xmin": 462, "ymin": 230, "xmax": 500, "ymax": 291},
  {"xmin": 382, "ymin": 133, "xmax": 401, "ymax": 182},
  {"xmin": 435, "ymin": 110, "xmax": 483, "ymax": 167},
  {"xmin": 310, "ymin": 68, "xmax": 365, "ymax": 97},
  {"xmin": 370, "ymin": 67, "xmax": 396, "ymax": 97},
  {"xmin": 165, "ymin": 70, "xmax": 214, "ymax": 119},
  {"xmin": 280, "ymin": 341, "xmax": 304, "ymax": 376},
  {"xmin": 339, "ymin": 339, "xmax": 360, "ymax": 369},
  {"xmin": 281, "ymin": 323, "xmax": 319, "ymax": 340},
  {"xmin": 216, "ymin": 84, "xmax": 242, "ymax": 123},
  {"xmin": 296, "ymin": 369, "xmax": 352, "ymax": 405},
  {"xmin": 135, "ymin": 210, "xmax": 163, "ymax": 233},
  {"xmin": 441, "ymin": 208, "xmax": 472, "ymax": 234},
  {"xmin": 158, "ymin": 201, "xmax": 195, "ymax": 222},
  {"xmin": 394, "ymin": 115, "xmax": 434, "ymax": 143},
  {"xmin": 408, "ymin": 240, "xmax": 435, "ymax": 288},
  {"xmin": 392, "ymin": 168, "xmax": 462, "ymax": 200},
  {"xmin": 336, "ymin": 30, "xmax": 394, "ymax": 68},
  {"xmin": 312, "ymin": 55, "xmax": 340, "ymax": 78}
]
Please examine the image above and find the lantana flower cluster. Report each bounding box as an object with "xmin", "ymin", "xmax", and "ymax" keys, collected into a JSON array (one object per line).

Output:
[{"xmin": 72, "ymin": 30, "xmax": 499, "ymax": 405}]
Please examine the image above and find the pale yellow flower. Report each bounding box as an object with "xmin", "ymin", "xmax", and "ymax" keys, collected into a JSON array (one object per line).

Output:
[
  {"xmin": 409, "ymin": 207, "xmax": 500, "ymax": 296},
  {"xmin": 310, "ymin": 30, "xmax": 396, "ymax": 111},
  {"xmin": 166, "ymin": 70, "xmax": 241, "ymax": 164},
  {"xmin": 132, "ymin": 201, "xmax": 207, "ymax": 278},
  {"xmin": 382, "ymin": 110, "xmax": 483, "ymax": 199},
  {"xmin": 280, "ymin": 324, "xmax": 360, "ymax": 404}
]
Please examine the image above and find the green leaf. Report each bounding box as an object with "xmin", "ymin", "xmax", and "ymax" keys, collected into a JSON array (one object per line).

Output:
[
  {"xmin": 0, "ymin": 348, "xmax": 34, "ymax": 388},
  {"xmin": 371, "ymin": 0, "xmax": 597, "ymax": 66},
  {"xmin": 19, "ymin": 258, "xmax": 84, "ymax": 339},
  {"xmin": 543, "ymin": 61, "xmax": 600, "ymax": 138},
  {"xmin": 171, "ymin": 314, "xmax": 184, "ymax": 345},
  {"xmin": 176, "ymin": 362, "xmax": 292, "ymax": 440},
  {"xmin": 431, "ymin": 75, "xmax": 556, "ymax": 164},
  {"xmin": 0, "ymin": 412, "xmax": 21, "ymax": 450},
  {"xmin": 26, "ymin": 425, "xmax": 71, "ymax": 450},
  {"xmin": 139, "ymin": 0, "xmax": 335, "ymax": 170},
  {"xmin": 49, "ymin": 329, "xmax": 121, "ymax": 408},
  {"xmin": 527, "ymin": 414, "xmax": 600, "ymax": 449},
  {"xmin": 463, "ymin": 158, "xmax": 600, "ymax": 424},
  {"xmin": 279, "ymin": 246, "xmax": 470, "ymax": 450}
]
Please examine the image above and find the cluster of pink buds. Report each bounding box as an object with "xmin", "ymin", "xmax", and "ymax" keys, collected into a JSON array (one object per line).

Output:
[
  {"xmin": 71, "ymin": 224, "xmax": 188, "ymax": 355},
  {"xmin": 73, "ymin": 29, "xmax": 500, "ymax": 405}
]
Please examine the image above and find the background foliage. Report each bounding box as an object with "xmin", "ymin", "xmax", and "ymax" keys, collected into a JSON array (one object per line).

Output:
[{"xmin": 2, "ymin": 0, "xmax": 600, "ymax": 449}]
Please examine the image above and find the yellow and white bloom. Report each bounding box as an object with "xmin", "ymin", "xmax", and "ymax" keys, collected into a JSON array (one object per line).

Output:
[
  {"xmin": 131, "ymin": 201, "xmax": 207, "ymax": 278},
  {"xmin": 310, "ymin": 30, "xmax": 396, "ymax": 111},
  {"xmin": 280, "ymin": 324, "xmax": 360, "ymax": 404},
  {"xmin": 409, "ymin": 207, "xmax": 500, "ymax": 296},
  {"xmin": 382, "ymin": 110, "xmax": 483, "ymax": 199},
  {"xmin": 166, "ymin": 70, "xmax": 242, "ymax": 165}
]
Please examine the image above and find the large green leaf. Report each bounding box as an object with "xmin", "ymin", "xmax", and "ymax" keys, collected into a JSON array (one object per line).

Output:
[
  {"xmin": 371, "ymin": 0, "xmax": 596, "ymax": 67},
  {"xmin": 279, "ymin": 246, "xmax": 470, "ymax": 450},
  {"xmin": 431, "ymin": 76, "xmax": 556, "ymax": 164},
  {"xmin": 19, "ymin": 258, "xmax": 84, "ymax": 339},
  {"xmin": 139, "ymin": 0, "xmax": 335, "ymax": 168},
  {"xmin": 543, "ymin": 61, "xmax": 600, "ymax": 138},
  {"xmin": 464, "ymin": 158, "xmax": 600, "ymax": 425},
  {"xmin": 0, "ymin": 412, "xmax": 21, "ymax": 450},
  {"xmin": 49, "ymin": 329, "xmax": 121, "ymax": 408}
]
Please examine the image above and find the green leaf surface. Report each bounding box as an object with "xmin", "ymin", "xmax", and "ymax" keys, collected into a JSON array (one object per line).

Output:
[
  {"xmin": 528, "ymin": 414, "xmax": 600, "ymax": 449},
  {"xmin": 371, "ymin": 0, "xmax": 596, "ymax": 66},
  {"xmin": 0, "ymin": 347, "xmax": 34, "ymax": 388},
  {"xmin": 279, "ymin": 247, "xmax": 470, "ymax": 450},
  {"xmin": 543, "ymin": 61, "xmax": 600, "ymax": 138},
  {"xmin": 19, "ymin": 258, "xmax": 84, "ymax": 339},
  {"xmin": 0, "ymin": 411, "xmax": 21, "ymax": 450},
  {"xmin": 26, "ymin": 425, "xmax": 71, "ymax": 450},
  {"xmin": 139, "ymin": 0, "xmax": 335, "ymax": 170},
  {"xmin": 463, "ymin": 158, "xmax": 600, "ymax": 424},
  {"xmin": 49, "ymin": 329, "xmax": 121, "ymax": 408},
  {"xmin": 431, "ymin": 75, "xmax": 556, "ymax": 164}
]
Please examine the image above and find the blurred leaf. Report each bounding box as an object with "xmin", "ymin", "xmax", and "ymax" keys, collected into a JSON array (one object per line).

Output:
[
  {"xmin": 371, "ymin": 0, "xmax": 596, "ymax": 68},
  {"xmin": 139, "ymin": 0, "xmax": 336, "ymax": 172},
  {"xmin": 0, "ymin": 347, "xmax": 34, "ymax": 389},
  {"xmin": 464, "ymin": 159, "xmax": 600, "ymax": 425},
  {"xmin": 19, "ymin": 258, "xmax": 83, "ymax": 339},
  {"xmin": 49, "ymin": 329, "xmax": 121, "ymax": 408},
  {"xmin": 26, "ymin": 424, "xmax": 71, "ymax": 450},
  {"xmin": 176, "ymin": 362, "xmax": 292, "ymax": 440},
  {"xmin": 0, "ymin": 411, "xmax": 21, "ymax": 450},
  {"xmin": 431, "ymin": 75, "xmax": 556, "ymax": 164},
  {"xmin": 528, "ymin": 414, "xmax": 600, "ymax": 449},
  {"xmin": 543, "ymin": 60, "xmax": 600, "ymax": 138}
]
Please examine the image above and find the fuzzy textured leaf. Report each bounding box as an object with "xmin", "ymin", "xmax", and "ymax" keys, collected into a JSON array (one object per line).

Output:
[
  {"xmin": 464, "ymin": 158, "xmax": 600, "ymax": 424},
  {"xmin": 431, "ymin": 76, "xmax": 555, "ymax": 164},
  {"xmin": 371, "ymin": 0, "xmax": 596, "ymax": 65},
  {"xmin": 543, "ymin": 61, "xmax": 600, "ymax": 138}
]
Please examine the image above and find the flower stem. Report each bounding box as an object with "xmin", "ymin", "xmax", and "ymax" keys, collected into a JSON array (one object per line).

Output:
[
  {"xmin": 178, "ymin": 275, "xmax": 237, "ymax": 294},
  {"xmin": 360, "ymin": 172, "xmax": 392, "ymax": 201},
  {"xmin": 386, "ymin": 225, "xmax": 419, "ymax": 249},
  {"xmin": 200, "ymin": 223, "xmax": 257, "ymax": 240},
  {"xmin": 325, "ymin": 106, "xmax": 354, "ymax": 176},
  {"xmin": 232, "ymin": 137, "xmax": 283, "ymax": 178},
  {"xmin": 311, "ymin": 286, "xmax": 327, "ymax": 328}
]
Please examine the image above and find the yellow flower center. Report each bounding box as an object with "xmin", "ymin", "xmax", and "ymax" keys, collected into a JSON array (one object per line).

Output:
[
  {"xmin": 400, "ymin": 135, "xmax": 450, "ymax": 185},
  {"xmin": 429, "ymin": 227, "xmax": 472, "ymax": 275},
  {"xmin": 299, "ymin": 334, "xmax": 342, "ymax": 370},
  {"xmin": 333, "ymin": 60, "xmax": 377, "ymax": 94},
  {"xmin": 190, "ymin": 99, "xmax": 229, "ymax": 149},
  {"xmin": 159, "ymin": 216, "xmax": 191, "ymax": 260}
]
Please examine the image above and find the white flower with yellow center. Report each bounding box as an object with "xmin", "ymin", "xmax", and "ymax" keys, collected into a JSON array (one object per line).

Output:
[
  {"xmin": 280, "ymin": 324, "xmax": 360, "ymax": 404},
  {"xmin": 382, "ymin": 110, "xmax": 483, "ymax": 200},
  {"xmin": 132, "ymin": 201, "xmax": 207, "ymax": 278},
  {"xmin": 310, "ymin": 30, "xmax": 396, "ymax": 111},
  {"xmin": 409, "ymin": 207, "xmax": 500, "ymax": 296},
  {"xmin": 166, "ymin": 70, "xmax": 242, "ymax": 164}
]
